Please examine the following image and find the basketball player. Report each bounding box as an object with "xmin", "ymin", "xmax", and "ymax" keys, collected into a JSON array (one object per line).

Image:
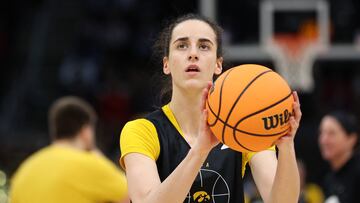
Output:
[
  {"xmin": 10, "ymin": 96, "xmax": 129, "ymax": 203},
  {"xmin": 318, "ymin": 111, "xmax": 360, "ymax": 203},
  {"xmin": 120, "ymin": 14, "xmax": 302, "ymax": 203}
]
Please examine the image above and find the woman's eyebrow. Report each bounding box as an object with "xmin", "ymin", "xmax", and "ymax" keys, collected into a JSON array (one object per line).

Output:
[
  {"xmin": 172, "ymin": 37, "xmax": 214, "ymax": 45},
  {"xmin": 198, "ymin": 38, "xmax": 214, "ymax": 45},
  {"xmin": 172, "ymin": 37, "xmax": 189, "ymax": 44}
]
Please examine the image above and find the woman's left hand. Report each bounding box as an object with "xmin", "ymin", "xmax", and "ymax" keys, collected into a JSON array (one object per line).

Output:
[{"xmin": 275, "ymin": 91, "xmax": 302, "ymax": 150}]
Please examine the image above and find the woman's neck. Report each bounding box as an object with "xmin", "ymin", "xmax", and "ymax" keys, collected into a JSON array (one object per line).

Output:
[
  {"xmin": 330, "ymin": 150, "xmax": 353, "ymax": 171},
  {"xmin": 169, "ymin": 87, "xmax": 203, "ymax": 139}
]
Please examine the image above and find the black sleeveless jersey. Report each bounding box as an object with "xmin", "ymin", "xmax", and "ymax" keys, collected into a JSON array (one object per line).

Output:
[{"xmin": 146, "ymin": 109, "xmax": 244, "ymax": 203}]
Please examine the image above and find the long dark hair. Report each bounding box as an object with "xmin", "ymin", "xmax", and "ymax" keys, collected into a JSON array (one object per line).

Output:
[{"xmin": 152, "ymin": 13, "xmax": 224, "ymax": 105}]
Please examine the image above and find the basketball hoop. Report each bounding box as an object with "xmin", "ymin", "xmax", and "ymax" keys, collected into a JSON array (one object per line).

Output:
[
  {"xmin": 260, "ymin": 0, "xmax": 330, "ymax": 92},
  {"xmin": 265, "ymin": 33, "xmax": 322, "ymax": 92}
]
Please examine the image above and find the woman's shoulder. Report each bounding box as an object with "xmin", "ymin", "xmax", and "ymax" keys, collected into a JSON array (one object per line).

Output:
[{"xmin": 122, "ymin": 118, "xmax": 157, "ymax": 135}]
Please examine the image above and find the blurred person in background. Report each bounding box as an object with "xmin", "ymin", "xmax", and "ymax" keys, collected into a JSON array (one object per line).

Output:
[
  {"xmin": 318, "ymin": 110, "xmax": 360, "ymax": 203},
  {"xmin": 9, "ymin": 96, "xmax": 128, "ymax": 203}
]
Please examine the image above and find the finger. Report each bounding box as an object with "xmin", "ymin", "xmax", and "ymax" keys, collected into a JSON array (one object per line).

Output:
[
  {"xmin": 201, "ymin": 88, "xmax": 208, "ymax": 111},
  {"xmin": 201, "ymin": 109, "xmax": 210, "ymax": 132},
  {"xmin": 275, "ymin": 118, "xmax": 297, "ymax": 145},
  {"xmin": 203, "ymin": 109, "xmax": 216, "ymax": 139},
  {"xmin": 291, "ymin": 91, "xmax": 301, "ymax": 122},
  {"xmin": 289, "ymin": 116, "xmax": 298, "ymax": 137},
  {"xmin": 203, "ymin": 109, "xmax": 208, "ymax": 123},
  {"xmin": 293, "ymin": 91, "xmax": 300, "ymax": 105},
  {"xmin": 207, "ymin": 81, "xmax": 213, "ymax": 91},
  {"xmin": 201, "ymin": 81, "xmax": 213, "ymax": 111},
  {"xmin": 292, "ymin": 101, "xmax": 302, "ymax": 123}
]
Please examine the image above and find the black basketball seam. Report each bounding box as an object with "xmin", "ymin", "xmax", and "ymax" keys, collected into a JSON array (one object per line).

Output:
[
  {"xmin": 227, "ymin": 126, "xmax": 257, "ymax": 152},
  {"xmin": 232, "ymin": 91, "xmax": 293, "ymax": 151},
  {"xmin": 208, "ymin": 109, "xmax": 291, "ymax": 136},
  {"xmin": 207, "ymin": 101, "xmax": 219, "ymax": 124},
  {"xmin": 221, "ymin": 70, "xmax": 273, "ymax": 144},
  {"xmin": 233, "ymin": 127, "xmax": 289, "ymax": 152},
  {"xmin": 236, "ymin": 127, "xmax": 290, "ymax": 137},
  {"xmin": 234, "ymin": 91, "xmax": 293, "ymax": 131},
  {"xmin": 208, "ymin": 68, "xmax": 235, "ymax": 127}
]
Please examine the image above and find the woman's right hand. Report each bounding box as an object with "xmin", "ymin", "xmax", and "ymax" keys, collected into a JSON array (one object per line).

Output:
[{"xmin": 193, "ymin": 81, "xmax": 220, "ymax": 155}]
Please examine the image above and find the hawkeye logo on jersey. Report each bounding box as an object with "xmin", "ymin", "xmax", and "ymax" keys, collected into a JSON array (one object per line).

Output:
[
  {"xmin": 186, "ymin": 169, "xmax": 230, "ymax": 203},
  {"xmin": 193, "ymin": 191, "xmax": 211, "ymax": 203}
]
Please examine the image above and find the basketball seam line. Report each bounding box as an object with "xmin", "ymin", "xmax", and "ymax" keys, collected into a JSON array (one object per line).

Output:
[
  {"xmin": 208, "ymin": 103, "xmax": 291, "ymax": 137},
  {"xmin": 233, "ymin": 91, "xmax": 293, "ymax": 133},
  {"xmin": 221, "ymin": 70, "xmax": 273, "ymax": 144},
  {"xmin": 208, "ymin": 68, "xmax": 235, "ymax": 127},
  {"xmin": 232, "ymin": 91, "xmax": 293, "ymax": 151}
]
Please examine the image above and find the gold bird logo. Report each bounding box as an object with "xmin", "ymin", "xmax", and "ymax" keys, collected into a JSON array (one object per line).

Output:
[{"xmin": 193, "ymin": 191, "xmax": 211, "ymax": 203}]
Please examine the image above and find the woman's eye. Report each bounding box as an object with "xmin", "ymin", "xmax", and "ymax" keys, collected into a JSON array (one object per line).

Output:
[
  {"xmin": 177, "ymin": 43, "xmax": 188, "ymax": 49},
  {"xmin": 199, "ymin": 44, "xmax": 210, "ymax": 50}
]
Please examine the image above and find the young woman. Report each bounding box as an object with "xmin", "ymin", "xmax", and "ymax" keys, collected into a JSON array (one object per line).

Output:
[
  {"xmin": 318, "ymin": 111, "xmax": 360, "ymax": 203},
  {"xmin": 120, "ymin": 13, "xmax": 302, "ymax": 203}
]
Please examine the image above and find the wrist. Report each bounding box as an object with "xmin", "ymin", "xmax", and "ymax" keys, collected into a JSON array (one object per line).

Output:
[
  {"xmin": 277, "ymin": 142, "xmax": 295, "ymax": 152},
  {"xmin": 189, "ymin": 146, "xmax": 210, "ymax": 160}
]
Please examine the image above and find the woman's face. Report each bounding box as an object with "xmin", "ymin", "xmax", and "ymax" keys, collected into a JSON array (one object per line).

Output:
[
  {"xmin": 163, "ymin": 19, "xmax": 222, "ymax": 91},
  {"xmin": 318, "ymin": 115, "xmax": 356, "ymax": 162}
]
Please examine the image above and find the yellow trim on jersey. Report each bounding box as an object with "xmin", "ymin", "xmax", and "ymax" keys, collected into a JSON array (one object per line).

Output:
[
  {"xmin": 162, "ymin": 105, "xmax": 184, "ymax": 137},
  {"xmin": 120, "ymin": 118, "xmax": 160, "ymax": 169},
  {"xmin": 120, "ymin": 104, "xmax": 275, "ymax": 176}
]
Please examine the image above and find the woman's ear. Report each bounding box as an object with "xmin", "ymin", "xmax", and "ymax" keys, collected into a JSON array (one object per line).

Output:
[
  {"xmin": 215, "ymin": 57, "xmax": 223, "ymax": 75},
  {"xmin": 163, "ymin": 57, "xmax": 170, "ymax": 75}
]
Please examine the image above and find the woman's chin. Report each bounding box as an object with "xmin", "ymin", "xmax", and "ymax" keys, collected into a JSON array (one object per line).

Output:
[{"xmin": 183, "ymin": 80, "xmax": 208, "ymax": 90}]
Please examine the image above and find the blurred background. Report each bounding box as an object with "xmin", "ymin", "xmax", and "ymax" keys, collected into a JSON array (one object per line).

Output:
[{"xmin": 1, "ymin": 0, "xmax": 360, "ymax": 202}]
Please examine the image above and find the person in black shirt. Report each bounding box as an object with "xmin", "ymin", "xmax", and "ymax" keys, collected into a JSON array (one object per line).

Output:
[
  {"xmin": 318, "ymin": 110, "xmax": 360, "ymax": 203},
  {"xmin": 120, "ymin": 13, "xmax": 302, "ymax": 203}
]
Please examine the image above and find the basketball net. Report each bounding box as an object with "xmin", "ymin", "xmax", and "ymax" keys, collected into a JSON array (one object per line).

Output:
[{"xmin": 265, "ymin": 20, "xmax": 325, "ymax": 92}]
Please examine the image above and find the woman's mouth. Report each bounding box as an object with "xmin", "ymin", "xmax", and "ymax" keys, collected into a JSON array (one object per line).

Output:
[{"xmin": 186, "ymin": 65, "xmax": 200, "ymax": 72}]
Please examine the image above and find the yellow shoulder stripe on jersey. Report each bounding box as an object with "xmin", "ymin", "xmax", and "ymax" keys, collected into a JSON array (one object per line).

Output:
[
  {"xmin": 119, "ymin": 118, "xmax": 160, "ymax": 169},
  {"xmin": 162, "ymin": 104, "xmax": 185, "ymax": 137}
]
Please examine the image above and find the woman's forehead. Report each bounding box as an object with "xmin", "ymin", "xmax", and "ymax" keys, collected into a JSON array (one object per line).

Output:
[{"xmin": 171, "ymin": 20, "xmax": 216, "ymax": 43}]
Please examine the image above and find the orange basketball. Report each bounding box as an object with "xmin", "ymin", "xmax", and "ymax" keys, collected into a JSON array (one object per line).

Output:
[{"xmin": 206, "ymin": 64, "xmax": 294, "ymax": 152}]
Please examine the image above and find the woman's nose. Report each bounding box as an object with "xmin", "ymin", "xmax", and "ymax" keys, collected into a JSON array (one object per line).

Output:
[{"xmin": 188, "ymin": 46, "xmax": 199, "ymax": 61}]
